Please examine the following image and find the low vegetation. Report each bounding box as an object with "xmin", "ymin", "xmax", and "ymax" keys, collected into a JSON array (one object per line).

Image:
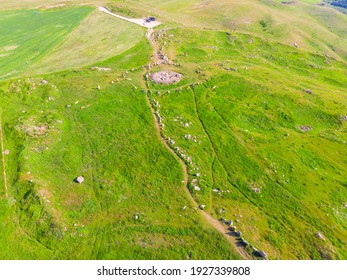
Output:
[
  {"xmin": 0, "ymin": 7, "xmax": 93, "ymax": 79},
  {"xmin": 0, "ymin": 0, "xmax": 346, "ymax": 260}
]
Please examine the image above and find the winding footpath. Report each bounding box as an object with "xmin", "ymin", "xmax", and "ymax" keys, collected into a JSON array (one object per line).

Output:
[
  {"xmin": 145, "ymin": 81, "xmax": 250, "ymax": 260},
  {"xmin": 144, "ymin": 29, "xmax": 251, "ymax": 260},
  {"xmin": 97, "ymin": 6, "xmax": 251, "ymax": 259},
  {"xmin": 0, "ymin": 117, "xmax": 8, "ymax": 198}
]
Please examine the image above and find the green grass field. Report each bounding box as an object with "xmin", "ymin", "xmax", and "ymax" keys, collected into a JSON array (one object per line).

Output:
[
  {"xmin": 30, "ymin": 9, "xmax": 146, "ymax": 75},
  {"xmin": 0, "ymin": 38, "xmax": 239, "ymax": 259},
  {"xmin": 147, "ymin": 28, "xmax": 347, "ymax": 259},
  {"xmin": 112, "ymin": 0, "xmax": 347, "ymax": 61},
  {"xmin": 0, "ymin": 6, "xmax": 93, "ymax": 80},
  {"xmin": 0, "ymin": 0, "xmax": 346, "ymax": 260}
]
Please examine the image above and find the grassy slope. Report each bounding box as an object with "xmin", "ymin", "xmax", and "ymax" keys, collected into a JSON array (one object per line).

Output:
[
  {"xmin": 0, "ymin": 6, "xmax": 93, "ymax": 80},
  {"xmin": 113, "ymin": 0, "xmax": 347, "ymax": 61},
  {"xmin": 2, "ymin": 0, "xmax": 346, "ymax": 59},
  {"xmin": 0, "ymin": 0, "xmax": 346, "ymax": 260},
  {"xmin": 148, "ymin": 27, "xmax": 347, "ymax": 259},
  {"xmin": 29, "ymin": 9, "xmax": 146, "ymax": 75},
  {"xmin": 0, "ymin": 0, "xmax": 106, "ymax": 10},
  {"xmin": 0, "ymin": 35, "xmax": 239, "ymax": 259}
]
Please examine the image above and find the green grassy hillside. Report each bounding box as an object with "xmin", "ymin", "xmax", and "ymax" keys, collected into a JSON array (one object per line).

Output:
[
  {"xmin": 29, "ymin": 9, "xmax": 145, "ymax": 75},
  {"xmin": 0, "ymin": 0, "xmax": 346, "ymax": 260},
  {"xmin": 148, "ymin": 28, "xmax": 347, "ymax": 259},
  {"xmin": 111, "ymin": 0, "xmax": 347, "ymax": 61},
  {"xmin": 0, "ymin": 6, "xmax": 93, "ymax": 80},
  {"xmin": 0, "ymin": 38, "xmax": 239, "ymax": 259}
]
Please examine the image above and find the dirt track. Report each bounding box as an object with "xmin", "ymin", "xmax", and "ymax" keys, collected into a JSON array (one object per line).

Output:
[
  {"xmin": 145, "ymin": 94, "xmax": 250, "ymax": 259},
  {"xmin": 143, "ymin": 29, "xmax": 251, "ymax": 260},
  {"xmin": 98, "ymin": 6, "xmax": 161, "ymax": 28},
  {"xmin": 97, "ymin": 7, "xmax": 250, "ymax": 259}
]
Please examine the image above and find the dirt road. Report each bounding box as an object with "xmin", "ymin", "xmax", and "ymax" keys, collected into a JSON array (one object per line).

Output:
[{"xmin": 98, "ymin": 6, "xmax": 161, "ymax": 28}]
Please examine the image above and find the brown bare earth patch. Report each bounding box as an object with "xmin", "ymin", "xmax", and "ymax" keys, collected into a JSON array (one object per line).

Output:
[
  {"xmin": 38, "ymin": 189, "xmax": 53, "ymax": 200},
  {"xmin": 150, "ymin": 70, "xmax": 182, "ymax": 84}
]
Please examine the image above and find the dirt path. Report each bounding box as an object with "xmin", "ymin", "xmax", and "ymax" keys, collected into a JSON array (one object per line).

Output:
[
  {"xmin": 145, "ymin": 92, "xmax": 250, "ymax": 259},
  {"xmin": 144, "ymin": 31, "xmax": 251, "ymax": 260},
  {"xmin": 146, "ymin": 29, "xmax": 174, "ymax": 66},
  {"xmin": 146, "ymin": 28, "xmax": 155, "ymax": 45},
  {"xmin": 98, "ymin": 6, "xmax": 161, "ymax": 28},
  {"xmin": 100, "ymin": 8, "xmax": 250, "ymax": 259},
  {"xmin": 0, "ymin": 117, "xmax": 8, "ymax": 198}
]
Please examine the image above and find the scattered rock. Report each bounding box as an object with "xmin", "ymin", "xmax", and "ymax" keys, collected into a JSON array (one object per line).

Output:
[
  {"xmin": 249, "ymin": 182, "xmax": 261, "ymax": 193},
  {"xmin": 282, "ymin": 1, "xmax": 297, "ymax": 5},
  {"xmin": 89, "ymin": 66, "xmax": 111, "ymax": 71},
  {"xmin": 229, "ymin": 226, "xmax": 236, "ymax": 231},
  {"xmin": 150, "ymin": 70, "xmax": 182, "ymax": 84},
  {"xmin": 293, "ymin": 42, "xmax": 299, "ymax": 48},
  {"xmin": 194, "ymin": 186, "xmax": 201, "ymax": 191},
  {"xmin": 74, "ymin": 176, "xmax": 84, "ymax": 184},
  {"xmin": 199, "ymin": 204, "xmax": 206, "ymax": 210},
  {"xmin": 226, "ymin": 220, "xmax": 233, "ymax": 226},
  {"xmin": 258, "ymin": 250, "xmax": 268, "ymax": 258},
  {"xmin": 41, "ymin": 80, "xmax": 48, "ymax": 85},
  {"xmin": 235, "ymin": 230, "xmax": 242, "ymax": 237},
  {"xmin": 341, "ymin": 116, "xmax": 347, "ymax": 121},
  {"xmin": 224, "ymin": 67, "xmax": 237, "ymax": 71},
  {"xmin": 3, "ymin": 150, "xmax": 10, "ymax": 155},
  {"xmin": 241, "ymin": 238, "xmax": 249, "ymax": 246},
  {"xmin": 304, "ymin": 89, "xmax": 312, "ymax": 94},
  {"xmin": 315, "ymin": 232, "xmax": 325, "ymax": 240},
  {"xmin": 297, "ymin": 125, "xmax": 313, "ymax": 132}
]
